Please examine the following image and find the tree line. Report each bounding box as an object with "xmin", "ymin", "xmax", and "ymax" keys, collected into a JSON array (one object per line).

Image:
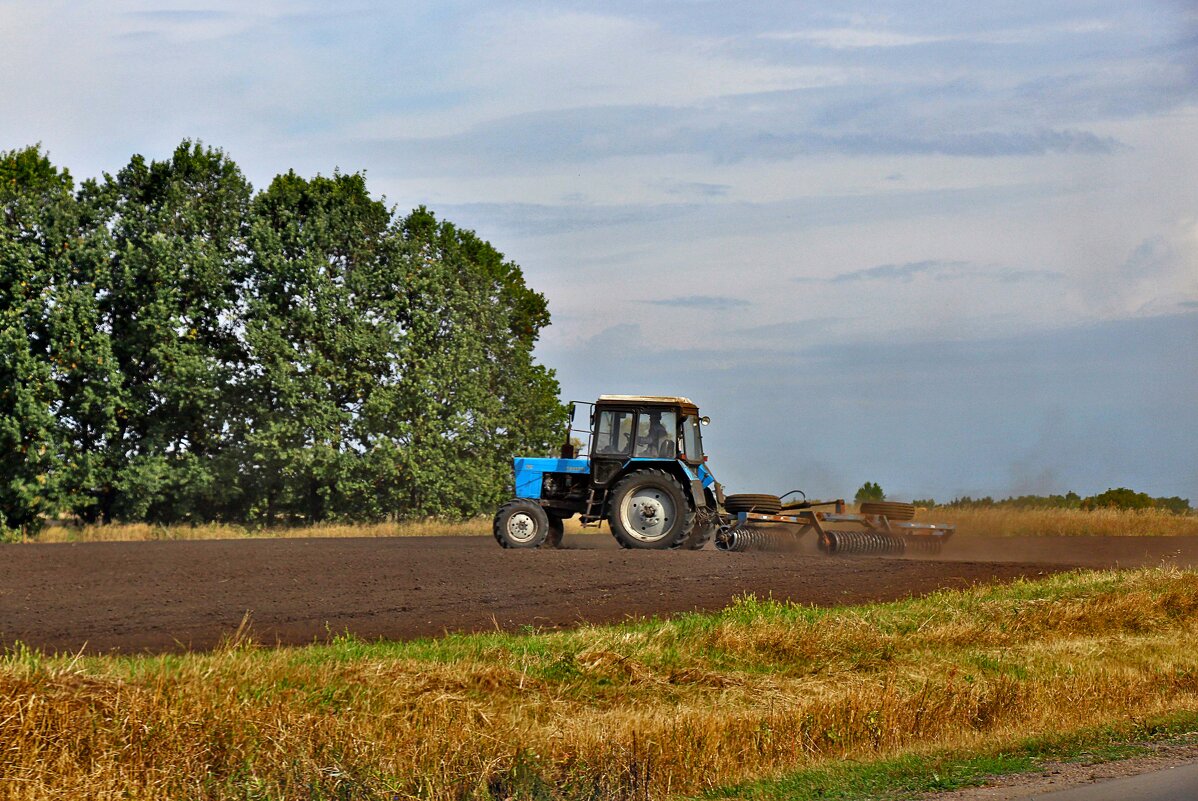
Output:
[
  {"xmin": 913, "ymin": 489, "xmax": 1191, "ymax": 514},
  {"xmin": 1, "ymin": 142, "xmax": 565, "ymax": 535},
  {"xmin": 857, "ymin": 483, "xmax": 1190, "ymax": 514}
]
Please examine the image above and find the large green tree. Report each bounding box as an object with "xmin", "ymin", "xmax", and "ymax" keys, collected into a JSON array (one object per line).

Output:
[
  {"xmin": 86, "ymin": 141, "xmax": 252, "ymax": 522},
  {"xmin": 394, "ymin": 208, "xmax": 562, "ymax": 517},
  {"xmin": 242, "ymin": 170, "xmax": 408, "ymax": 523},
  {"xmin": 243, "ymin": 183, "xmax": 564, "ymax": 523},
  {"xmin": 1, "ymin": 141, "xmax": 564, "ymax": 529},
  {"xmin": 0, "ymin": 146, "xmax": 78, "ymax": 534}
]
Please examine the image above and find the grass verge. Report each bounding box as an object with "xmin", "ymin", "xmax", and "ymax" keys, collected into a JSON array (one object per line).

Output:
[
  {"xmin": 708, "ymin": 712, "xmax": 1198, "ymax": 799},
  {"xmin": 2, "ymin": 568, "xmax": 1197, "ymax": 800}
]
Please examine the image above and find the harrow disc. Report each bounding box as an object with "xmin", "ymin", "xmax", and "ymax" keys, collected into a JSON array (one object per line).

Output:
[
  {"xmin": 905, "ymin": 538, "xmax": 944, "ymax": 556},
  {"xmin": 823, "ymin": 529, "xmax": 906, "ymax": 555},
  {"xmin": 714, "ymin": 526, "xmax": 794, "ymax": 552}
]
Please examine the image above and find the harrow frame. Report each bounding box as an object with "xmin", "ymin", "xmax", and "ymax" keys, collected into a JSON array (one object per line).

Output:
[{"xmin": 714, "ymin": 499, "xmax": 955, "ymax": 554}]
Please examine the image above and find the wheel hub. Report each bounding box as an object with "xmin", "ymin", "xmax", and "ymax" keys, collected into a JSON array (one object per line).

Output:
[
  {"xmin": 621, "ymin": 488, "xmax": 675, "ymax": 542},
  {"xmin": 506, "ymin": 512, "xmax": 536, "ymax": 542}
]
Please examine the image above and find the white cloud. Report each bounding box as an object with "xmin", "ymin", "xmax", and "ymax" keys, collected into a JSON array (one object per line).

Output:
[
  {"xmin": 439, "ymin": 10, "xmax": 855, "ymax": 125},
  {"xmin": 761, "ymin": 14, "xmax": 1131, "ymax": 50},
  {"xmin": 761, "ymin": 28, "xmax": 945, "ymax": 49}
]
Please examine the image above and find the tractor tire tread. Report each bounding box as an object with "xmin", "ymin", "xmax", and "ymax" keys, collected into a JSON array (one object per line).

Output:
[
  {"xmin": 493, "ymin": 499, "xmax": 550, "ymax": 549},
  {"xmin": 724, "ymin": 493, "xmax": 783, "ymax": 514}
]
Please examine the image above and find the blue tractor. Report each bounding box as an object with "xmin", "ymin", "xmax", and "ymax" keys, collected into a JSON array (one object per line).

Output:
[
  {"xmin": 493, "ymin": 395, "xmax": 957, "ymax": 553},
  {"xmin": 493, "ymin": 395, "xmax": 722, "ymax": 549}
]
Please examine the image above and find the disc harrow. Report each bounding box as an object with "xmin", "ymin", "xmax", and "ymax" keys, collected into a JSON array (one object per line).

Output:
[{"xmin": 716, "ymin": 494, "xmax": 954, "ymax": 556}]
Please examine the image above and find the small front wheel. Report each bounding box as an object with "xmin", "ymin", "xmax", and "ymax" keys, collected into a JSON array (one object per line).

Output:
[{"xmin": 493, "ymin": 499, "xmax": 551, "ymax": 549}]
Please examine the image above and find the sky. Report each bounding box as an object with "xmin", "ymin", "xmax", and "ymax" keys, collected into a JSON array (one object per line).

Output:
[{"xmin": 2, "ymin": 0, "xmax": 1196, "ymax": 501}]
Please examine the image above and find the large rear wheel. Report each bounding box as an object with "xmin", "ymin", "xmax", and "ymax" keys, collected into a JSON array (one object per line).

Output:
[
  {"xmin": 493, "ymin": 499, "xmax": 550, "ymax": 549},
  {"xmin": 608, "ymin": 469, "xmax": 694, "ymax": 550}
]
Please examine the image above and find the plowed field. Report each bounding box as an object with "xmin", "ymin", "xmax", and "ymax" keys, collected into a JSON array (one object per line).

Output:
[{"xmin": 3, "ymin": 534, "xmax": 1195, "ymax": 654}]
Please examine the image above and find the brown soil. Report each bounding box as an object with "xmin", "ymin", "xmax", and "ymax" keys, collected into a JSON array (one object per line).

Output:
[{"xmin": 2, "ymin": 533, "xmax": 1195, "ymax": 655}]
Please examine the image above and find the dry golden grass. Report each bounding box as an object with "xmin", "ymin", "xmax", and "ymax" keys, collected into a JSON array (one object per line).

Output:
[
  {"xmin": 920, "ymin": 506, "xmax": 1198, "ymax": 538},
  {"xmin": 3, "ymin": 568, "xmax": 1197, "ymax": 800},
  {"xmin": 29, "ymin": 517, "xmax": 602, "ymax": 543},
  {"xmin": 29, "ymin": 518, "xmax": 492, "ymax": 543},
  {"xmin": 28, "ymin": 506, "xmax": 1196, "ymax": 544}
]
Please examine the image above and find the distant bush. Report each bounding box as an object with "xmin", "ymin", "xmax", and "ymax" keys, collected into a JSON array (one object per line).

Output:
[
  {"xmin": 943, "ymin": 492, "xmax": 1081, "ymax": 510},
  {"xmin": 1156, "ymin": 496, "xmax": 1194, "ymax": 515},
  {"xmin": 1081, "ymin": 488, "xmax": 1191, "ymax": 514},
  {"xmin": 854, "ymin": 482, "xmax": 885, "ymax": 503},
  {"xmin": 1081, "ymin": 488, "xmax": 1153, "ymax": 511}
]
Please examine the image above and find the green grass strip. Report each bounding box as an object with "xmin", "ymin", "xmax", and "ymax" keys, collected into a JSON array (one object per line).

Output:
[{"xmin": 702, "ymin": 711, "xmax": 1198, "ymax": 800}]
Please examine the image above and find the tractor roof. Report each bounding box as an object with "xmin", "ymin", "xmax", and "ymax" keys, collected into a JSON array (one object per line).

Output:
[{"xmin": 596, "ymin": 395, "xmax": 699, "ymax": 415}]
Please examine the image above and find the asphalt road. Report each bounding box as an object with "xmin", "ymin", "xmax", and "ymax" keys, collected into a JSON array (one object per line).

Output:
[{"xmin": 1027, "ymin": 760, "xmax": 1198, "ymax": 799}]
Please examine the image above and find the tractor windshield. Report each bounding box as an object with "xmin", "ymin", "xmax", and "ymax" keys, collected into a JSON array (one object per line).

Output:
[{"xmin": 680, "ymin": 415, "xmax": 703, "ymax": 463}]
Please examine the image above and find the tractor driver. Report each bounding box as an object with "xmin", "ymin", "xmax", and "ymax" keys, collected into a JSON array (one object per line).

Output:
[{"xmin": 642, "ymin": 411, "xmax": 674, "ymax": 458}]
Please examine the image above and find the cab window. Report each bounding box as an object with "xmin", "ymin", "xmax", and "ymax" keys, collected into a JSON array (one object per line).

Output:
[
  {"xmin": 595, "ymin": 410, "xmax": 634, "ymax": 455},
  {"xmin": 633, "ymin": 411, "xmax": 677, "ymax": 458},
  {"xmin": 681, "ymin": 415, "xmax": 702, "ymax": 462}
]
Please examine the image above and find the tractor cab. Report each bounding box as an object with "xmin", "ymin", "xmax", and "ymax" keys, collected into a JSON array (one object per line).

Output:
[
  {"xmin": 494, "ymin": 395, "xmax": 721, "ymax": 550},
  {"xmin": 588, "ymin": 395, "xmax": 708, "ymax": 485}
]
